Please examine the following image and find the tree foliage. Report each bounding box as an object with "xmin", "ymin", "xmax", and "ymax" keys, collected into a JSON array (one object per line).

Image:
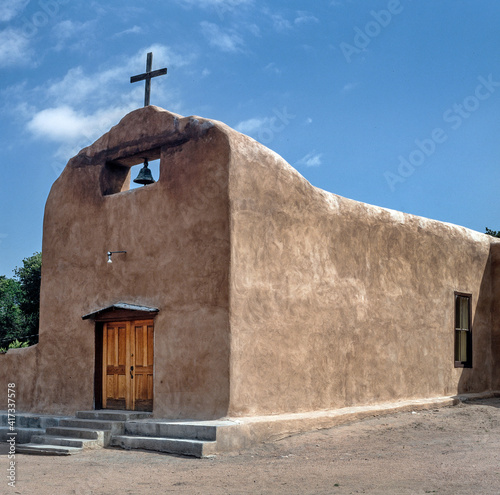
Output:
[
  {"xmin": 485, "ymin": 227, "xmax": 500, "ymax": 238},
  {"xmin": 0, "ymin": 339, "xmax": 29, "ymax": 354},
  {"xmin": 0, "ymin": 252, "xmax": 41, "ymax": 351},
  {"xmin": 0, "ymin": 276, "xmax": 24, "ymax": 345},
  {"xmin": 14, "ymin": 252, "xmax": 42, "ymax": 344}
]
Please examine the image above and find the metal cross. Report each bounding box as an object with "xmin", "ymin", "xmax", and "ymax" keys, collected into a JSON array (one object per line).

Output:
[{"xmin": 130, "ymin": 52, "xmax": 168, "ymax": 107}]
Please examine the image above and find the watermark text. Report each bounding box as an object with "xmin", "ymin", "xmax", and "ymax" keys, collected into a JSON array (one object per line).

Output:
[
  {"xmin": 340, "ymin": 0, "xmax": 405, "ymax": 63},
  {"xmin": 7, "ymin": 383, "xmax": 16, "ymax": 488},
  {"xmin": 385, "ymin": 74, "xmax": 500, "ymax": 191}
]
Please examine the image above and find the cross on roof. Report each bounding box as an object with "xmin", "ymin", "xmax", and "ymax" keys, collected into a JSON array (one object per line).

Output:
[{"xmin": 130, "ymin": 52, "xmax": 168, "ymax": 107}]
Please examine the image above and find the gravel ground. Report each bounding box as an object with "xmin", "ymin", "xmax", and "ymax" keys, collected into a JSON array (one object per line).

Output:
[{"xmin": 1, "ymin": 397, "xmax": 499, "ymax": 495}]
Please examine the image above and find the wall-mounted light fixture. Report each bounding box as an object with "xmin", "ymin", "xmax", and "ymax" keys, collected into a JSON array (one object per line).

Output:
[{"xmin": 107, "ymin": 251, "xmax": 127, "ymax": 264}]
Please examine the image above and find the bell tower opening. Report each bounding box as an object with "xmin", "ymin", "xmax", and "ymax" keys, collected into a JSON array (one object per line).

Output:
[{"xmin": 100, "ymin": 148, "xmax": 161, "ymax": 196}]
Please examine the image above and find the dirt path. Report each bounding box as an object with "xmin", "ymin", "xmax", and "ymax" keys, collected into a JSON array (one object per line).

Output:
[{"xmin": 2, "ymin": 398, "xmax": 500, "ymax": 495}]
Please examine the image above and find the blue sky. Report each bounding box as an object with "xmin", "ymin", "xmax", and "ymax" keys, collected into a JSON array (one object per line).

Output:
[{"xmin": 1, "ymin": 0, "xmax": 500, "ymax": 276}]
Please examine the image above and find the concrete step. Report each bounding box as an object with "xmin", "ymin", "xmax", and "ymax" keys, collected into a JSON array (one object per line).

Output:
[
  {"xmin": 16, "ymin": 443, "xmax": 82, "ymax": 455},
  {"xmin": 124, "ymin": 421, "xmax": 218, "ymax": 441},
  {"xmin": 0, "ymin": 427, "xmax": 45, "ymax": 444},
  {"xmin": 76, "ymin": 410, "xmax": 152, "ymax": 421},
  {"xmin": 46, "ymin": 426, "xmax": 111, "ymax": 445},
  {"xmin": 0, "ymin": 412, "xmax": 69, "ymax": 429},
  {"xmin": 110, "ymin": 435, "xmax": 217, "ymax": 458},
  {"xmin": 31, "ymin": 434, "xmax": 102, "ymax": 449},
  {"xmin": 59, "ymin": 418, "xmax": 125, "ymax": 434}
]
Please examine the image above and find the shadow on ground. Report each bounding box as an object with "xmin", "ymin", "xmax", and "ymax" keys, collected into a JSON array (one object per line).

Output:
[{"xmin": 466, "ymin": 396, "xmax": 500, "ymax": 409}]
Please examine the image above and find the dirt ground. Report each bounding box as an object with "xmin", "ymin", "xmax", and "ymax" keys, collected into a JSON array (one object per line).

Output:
[{"xmin": 1, "ymin": 397, "xmax": 499, "ymax": 495}]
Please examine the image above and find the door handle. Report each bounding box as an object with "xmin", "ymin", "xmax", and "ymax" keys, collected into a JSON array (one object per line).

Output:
[{"xmin": 130, "ymin": 366, "xmax": 134, "ymax": 379}]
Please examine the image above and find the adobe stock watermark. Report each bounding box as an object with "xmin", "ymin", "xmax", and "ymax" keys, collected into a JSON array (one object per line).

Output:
[
  {"xmin": 256, "ymin": 107, "xmax": 296, "ymax": 145},
  {"xmin": 18, "ymin": 0, "xmax": 69, "ymax": 39},
  {"xmin": 6, "ymin": 383, "xmax": 16, "ymax": 488},
  {"xmin": 384, "ymin": 74, "xmax": 500, "ymax": 191},
  {"xmin": 340, "ymin": 0, "xmax": 406, "ymax": 63}
]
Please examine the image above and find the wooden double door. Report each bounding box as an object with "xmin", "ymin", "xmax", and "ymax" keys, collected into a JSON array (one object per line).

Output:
[{"xmin": 102, "ymin": 320, "xmax": 154, "ymax": 411}]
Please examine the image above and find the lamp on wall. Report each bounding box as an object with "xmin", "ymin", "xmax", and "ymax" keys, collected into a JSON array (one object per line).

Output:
[
  {"xmin": 133, "ymin": 159, "xmax": 155, "ymax": 185},
  {"xmin": 107, "ymin": 251, "xmax": 127, "ymax": 263}
]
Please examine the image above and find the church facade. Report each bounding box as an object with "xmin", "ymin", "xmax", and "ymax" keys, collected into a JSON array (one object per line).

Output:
[{"xmin": 1, "ymin": 106, "xmax": 499, "ymax": 420}]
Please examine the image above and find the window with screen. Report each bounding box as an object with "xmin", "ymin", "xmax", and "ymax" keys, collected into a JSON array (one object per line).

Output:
[{"xmin": 454, "ymin": 293, "xmax": 472, "ymax": 368}]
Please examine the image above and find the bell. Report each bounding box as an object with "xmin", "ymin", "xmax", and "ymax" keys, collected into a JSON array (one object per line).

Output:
[{"xmin": 133, "ymin": 159, "xmax": 155, "ymax": 185}]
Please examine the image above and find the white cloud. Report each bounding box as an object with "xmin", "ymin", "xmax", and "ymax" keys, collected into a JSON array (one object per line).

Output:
[
  {"xmin": 45, "ymin": 66, "xmax": 121, "ymax": 106},
  {"xmin": 27, "ymin": 106, "xmax": 93, "ymax": 141},
  {"xmin": 305, "ymin": 117, "xmax": 313, "ymax": 125},
  {"xmin": 53, "ymin": 19, "xmax": 94, "ymax": 40},
  {"xmin": 200, "ymin": 21, "xmax": 244, "ymax": 52},
  {"xmin": 271, "ymin": 14, "xmax": 292, "ymax": 32},
  {"xmin": 22, "ymin": 44, "xmax": 193, "ymax": 160},
  {"xmin": 180, "ymin": 0, "xmax": 252, "ymax": 7},
  {"xmin": 294, "ymin": 11, "xmax": 319, "ymax": 25},
  {"xmin": 177, "ymin": 0, "xmax": 254, "ymax": 22},
  {"xmin": 130, "ymin": 43, "xmax": 192, "ymax": 70},
  {"xmin": 296, "ymin": 151, "xmax": 323, "ymax": 167},
  {"xmin": 0, "ymin": 0, "xmax": 29, "ymax": 22},
  {"xmin": 0, "ymin": 28, "xmax": 32, "ymax": 67},
  {"xmin": 50, "ymin": 19, "xmax": 98, "ymax": 52},
  {"xmin": 342, "ymin": 82, "xmax": 360, "ymax": 93},
  {"xmin": 27, "ymin": 105, "xmax": 132, "ymax": 142},
  {"xmin": 246, "ymin": 23, "xmax": 260, "ymax": 37},
  {"xmin": 27, "ymin": 104, "xmax": 136, "ymax": 161},
  {"xmin": 54, "ymin": 20, "xmax": 84, "ymax": 38},
  {"xmin": 266, "ymin": 10, "xmax": 317, "ymax": 33},
  {"xmin": 235, "ymin": 117, "xmax": 271, "ymax": 135},
  {"xmin": 112, "ymin": 25, "xmax": 143, "ymax": 38},
  {"xmin": 264, "ymin": 62, "xmax": 281, "ymax": 75},
  {"xmin": 36, "ymin": 44, "xmax": 189, "ymax": 109}
]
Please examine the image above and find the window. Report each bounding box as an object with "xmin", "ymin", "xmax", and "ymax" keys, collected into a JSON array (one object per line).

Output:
[{"xmin": 454, "ymin": 293, "xmax": 472, "ymax": 368}]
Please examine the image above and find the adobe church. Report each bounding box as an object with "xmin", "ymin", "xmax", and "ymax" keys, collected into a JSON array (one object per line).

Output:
[{"xmin": 1, "ymin": 105, "xmax": 499, "ymax": 450}]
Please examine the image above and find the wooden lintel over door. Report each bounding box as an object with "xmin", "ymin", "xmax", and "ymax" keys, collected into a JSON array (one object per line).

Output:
[{"xmin": 102, "ymin": 319, "xmax": 154, "ymax": 411}]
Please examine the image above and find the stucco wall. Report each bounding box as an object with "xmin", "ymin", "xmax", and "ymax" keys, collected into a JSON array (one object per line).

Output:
[
  {"xmin": 0, "ymin": 107, "xmax": 232, "ymax": 418},
  {"xmin": 227, "ymin": 135, "xmax": 497, "ymax": 417},
  {"xmin": 0, "ymin": 346, "xmax": 39, "ymax": 411}
]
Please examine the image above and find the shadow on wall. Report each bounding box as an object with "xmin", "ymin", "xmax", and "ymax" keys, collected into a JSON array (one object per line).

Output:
[
  {"xmin": 457, "ymin": 241, "xmax": 498, "ymax": 395},
  {"xmin": 490, "ymin": 242, "xmax": 500, "ymax": 392}
]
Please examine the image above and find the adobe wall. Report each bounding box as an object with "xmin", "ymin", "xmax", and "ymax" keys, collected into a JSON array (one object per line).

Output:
[
  {"xmin": 0, "ymin": 107, "xmax": 232, "ymax": 419},
  {"xmin": 227, "ymin": 136, "xmax": 496, "ymax": 417}
]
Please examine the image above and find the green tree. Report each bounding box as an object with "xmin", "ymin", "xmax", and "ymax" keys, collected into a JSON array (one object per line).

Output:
[
  {"xmin": 485, "ymin": 228, "xmax": 500, "ymax": 238},
  {"xmin": 0, "ymin": 276, "xmax": 25, "ymax": 348},
  {"xmin": 13, "ymin": 252, "xmax": 42, "ymax": 346}
]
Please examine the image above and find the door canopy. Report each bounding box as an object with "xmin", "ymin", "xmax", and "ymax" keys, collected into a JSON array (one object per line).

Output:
[{"xmin": 82, "ymin": 302, "xmax": 159, "ymax": 322}]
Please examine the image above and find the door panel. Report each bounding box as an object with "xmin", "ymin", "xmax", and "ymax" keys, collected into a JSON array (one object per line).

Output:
[
  {"xmin": 132, "ymin": 321, "xmax": 154, "ymax": 411},
  {"xmin": 102, "ymin": 322, "xmax": 129, "ymax": 409},
  {"xmin": 102, "ymin": 320, "xmax": 153, "ymax": 411}
]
